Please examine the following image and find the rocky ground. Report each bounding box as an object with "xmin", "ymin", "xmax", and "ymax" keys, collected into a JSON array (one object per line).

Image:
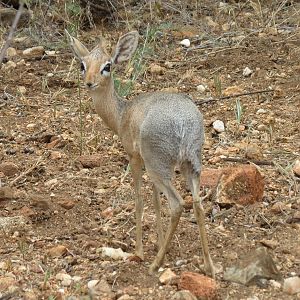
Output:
[{"xmin": 0, "ymin": 1, "xmax": 300, "ymax": 299}]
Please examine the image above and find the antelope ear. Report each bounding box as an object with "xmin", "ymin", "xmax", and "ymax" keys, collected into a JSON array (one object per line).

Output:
[
  {"xmin": 65, "ymin": 29, "xmax": 89, "ymax": 59},
  {"xmin": 111, "ymin": 31, "xmax": 139, "ymax": 64}
]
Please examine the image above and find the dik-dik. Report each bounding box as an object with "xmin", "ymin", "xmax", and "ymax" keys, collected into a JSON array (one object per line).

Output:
[{"xmin": 65, "ymin": 30, "xmax": 215, "ymax": 277}]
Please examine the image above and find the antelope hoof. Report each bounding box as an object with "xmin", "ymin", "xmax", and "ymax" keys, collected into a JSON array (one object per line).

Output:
[
  {"xmin": 134, "ymin": 250, "xmax": 144, "ymax": 261},
  {"xmin": 149, "ymin": 261, "xmax": 159, "ymax": 275}
]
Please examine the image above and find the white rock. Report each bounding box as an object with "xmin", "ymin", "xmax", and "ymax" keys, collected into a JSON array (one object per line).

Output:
[
  {"xmin": 18, "ymin": 86, "xmax": 27, "ymax": 94},
  {"xmin": 283, "ymin": 276, "xmax": 300, "ymax": 295},
  {"xmin": 23, "ymin": 46, "xmax": 44, "ymax": 57},
  {"xmin": 87, "ymin": 279, "xmax": 99, "ymax": 289},
  {"xmin": 175, "ymin": 259, "xmax": 186, "ymax": 266},
  {"xmin": 243, "ymin": 67, "xmax": 253, "ymax": 77},
  {"xmin": 159, "ymin": 268, "xmax": 177, "ymax": 284},
  {"xmin": 56, "ymin": 273, "xmax": 72, "ymax": 286},
  {"xmin": 26, "ymin": 123, "xmax": 37, "ymax": 131},
  {"xmin": 2, "ymin": 61, "xmax": 16, "ymax": 70},
  {"xmin": 270, "ymin": 279, "xmax": 281, "ymax": 289},
  {"xmin": 6, "ymin": 47, "xmax": 17, "ymax": 57},
  {"xmin": 100, "ymin": 247, "xmax": 131, "ymax": 260},
  {"xmin": 180, "ymin": 39, "xmax": 191, "ymax": 47},
  {"xmin": 45, "ymin": 50, "xmax": 56, "ymax": 56},
  {"xmin": 256, "ymin": 108, "xmax": 267, "ymax": 114},
  {"xmin": 196, "ymin": 84, "xmax": 207, "ymax": 93},
  {"xmin": 213, "ymin": 120, "xmax": 225, "ymax": 133}
]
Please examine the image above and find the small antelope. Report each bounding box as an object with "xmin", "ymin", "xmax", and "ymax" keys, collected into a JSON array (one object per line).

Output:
[{"xmin": 65, "ymin": 30, "xmax": 215, "ymax": 277}]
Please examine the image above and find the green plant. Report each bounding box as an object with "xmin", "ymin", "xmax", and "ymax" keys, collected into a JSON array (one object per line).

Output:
[
  {"xmin": 64, "ymin": 0, "xmax": 83, "ymax": 35},
  {"xmin": 43, "ymin": 268, "xmax": 52, "ymax": 290},
  {"xmin": 234, "ymin": 99, "xmax": 243, "ymax": 124}
]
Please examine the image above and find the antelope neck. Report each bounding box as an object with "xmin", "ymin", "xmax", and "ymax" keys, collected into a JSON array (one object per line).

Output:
[{"xmin": 89, "ymin": 79, "xmax": 127, "ymax": 135}]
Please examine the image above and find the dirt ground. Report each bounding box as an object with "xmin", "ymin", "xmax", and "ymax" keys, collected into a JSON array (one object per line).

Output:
[{"xmin": 0, "ymin": 1, "xmax": 300, "ymax": 299}]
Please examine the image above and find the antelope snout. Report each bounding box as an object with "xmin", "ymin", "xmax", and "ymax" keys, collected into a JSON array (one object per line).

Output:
[{"xmin": 85, "ymin": 81, "xmax": 98, "ymax": 90}]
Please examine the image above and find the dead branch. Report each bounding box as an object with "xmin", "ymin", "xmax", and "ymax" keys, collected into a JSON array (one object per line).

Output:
[
  {"xmin": 196, "ymin": 89, "xmax": 274, "ymax": 105},
  {"xmin": 222, "ymin": 157, "xmax": 274, "ymax": 166},
  {"xmin": 9, "ymin": 156, "xmax": 44, "ymax": 186},
  {"xmin": 0, "ymin": 1, "xmax": 24, "ymax": 65}
]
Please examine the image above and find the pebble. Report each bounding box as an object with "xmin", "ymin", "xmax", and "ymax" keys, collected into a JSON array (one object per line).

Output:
[
  {"xmin": 293, "ymin": 160, "xmax": 300, "ymax": 176},
  {"xmin": 256, "ymin": 108, "xmax": 267, "ymax": 114},
  {"xmin": 283, "ymin": 276, "xmax": 300, "ymax": 295},
  {"xmin": 47, "ymin": 245, "xmax": 68, "ymax": 257},
  {"xmin": 159, "ymin": 268, "xmax": 177, "ymax": 285},
  {"xmin": 245, "ymin": 143, "xmax": 263, "ymax": 160},
  {"xmin": 56, "ymin": 272, "xmax": 72, "ymax": 286},
  {"xmin": 149, "ymin": 63, "xmax": 165, "ymax": 75},
  {"xmin": 257, "ymin": 124, "xmax": 268, "ymax": 131},
  {"xmin": 18, "ymin": 86, "xmax": 27, "ymax": 94},
  {"xmin": 100, "ymin": 247, "xmax": 131, "ymax": 260},
  {"xmin": 270, "ymin": 279, "xmax": 282, "ymax": 289},
  {"xmin": 213, "ymin": 120, "xmax": 225, "ymax": 133},
  {"xmin": 23, "ymin": 46, "xmax": 45, "ymax": 57},
  {"xmin": 2, "ymin": 60, "xmax": 16, "ymax": 70},
  {"xmin": 26, "ymin": 123, "xmax": 37, "ymax": 131},
  {"xmin": 243, "ymin": 66, "xmax": 253, "ymax": 77},
  {"xmin": 6, "ymin": 47, "xmax": 17, "ymax": 57},
  {"xmin": 180, "ymin": 39, "xmax": 191, "ymax": 47},
  {"xmin": 58, "ymin": 199, "xmax": 76, "ymax": 210},
  {"xmin": 196, "ymin": 84, "xmax": 207, "ymax": 93}
]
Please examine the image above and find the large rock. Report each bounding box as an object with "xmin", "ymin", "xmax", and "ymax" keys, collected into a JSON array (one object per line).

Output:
[
  {"xmin": 224, "ymin": 247, "xmax": 281, "ymax": 285},
  {"xmin": 283, "ymin": 276, "xmax": 300, "ymax": 295},
  {"xmin": 201, "ymin": 165, "xmax": 264, "ymax": 205},
  {"xmin": 178, "ymin": 272, "xmax": 218, "ymax": 299}
]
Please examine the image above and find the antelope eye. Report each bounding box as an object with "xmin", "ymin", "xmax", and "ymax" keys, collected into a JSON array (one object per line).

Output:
[
  {"xmin": 102, "ymin": 63, "xmax": 111, "ymax": 74},
  {"xmin": 80, "ymin": 62, "xmax": 86, "ymax": 72}
]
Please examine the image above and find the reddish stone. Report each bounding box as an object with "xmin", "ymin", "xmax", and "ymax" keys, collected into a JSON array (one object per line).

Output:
[
  {"xmin": 200, "ymin": 165, "xmax": 264, "ymax": 206},
  {"xmin": 78, "ymin": 155, "xmax": 103, "ymax": 168},
  {"xmin": 217, "ymin": 165, "xmax": 264, "ymax": 205},
  {"xmin": 200, "ymin": 169, "xmax": 222, "ymax": 188},
  {"xmin": 179, "ymin": 272, "xmax": 217, "ymax": 299},
  {"xmin": 58, "ymin": 199, "xmax": 75, "ymax": 209}
]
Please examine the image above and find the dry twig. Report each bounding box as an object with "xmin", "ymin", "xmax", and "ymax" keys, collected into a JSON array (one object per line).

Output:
[{"xmin": 0, "ymin": 1, "xmax": 24, "ymax": 65}]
